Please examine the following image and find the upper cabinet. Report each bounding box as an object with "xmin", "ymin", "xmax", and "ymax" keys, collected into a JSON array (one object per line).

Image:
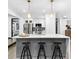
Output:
[{"xmin": 45, "ymin": 13, "xmax": 56, "ymax": 34}]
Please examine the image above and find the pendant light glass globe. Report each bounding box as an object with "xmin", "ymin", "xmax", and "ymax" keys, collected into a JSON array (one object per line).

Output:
[
  {"xmin": 50, "ymin": 13, "xmax": 53, "ymax": 17},
  {"xmin": 27, "ymin": 13, "xmax": 31, "ymax": 19}
]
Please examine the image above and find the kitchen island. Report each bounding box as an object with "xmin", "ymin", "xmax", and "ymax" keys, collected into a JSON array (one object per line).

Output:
[{"xmin": 11, "ymin": 34, "xmax": 70, "ymax": 59}]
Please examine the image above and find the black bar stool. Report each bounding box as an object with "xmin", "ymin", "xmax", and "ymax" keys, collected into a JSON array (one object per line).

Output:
[
  {"xmin": 20, "ymin": 42, "xmax": 32, "ymax": 59},
  {"xmin": 37, "ymin": 42, "xmax": 46, "ymax": 59},
  {"xmin": 52, "ymin": 42, "xmax": 63, "ymax": 59}
]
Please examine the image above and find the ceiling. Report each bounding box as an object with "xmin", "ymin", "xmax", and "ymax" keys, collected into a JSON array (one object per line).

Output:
[{"xmin": 8, "ymin": 0, "xmax": 71, "ymax": 19}]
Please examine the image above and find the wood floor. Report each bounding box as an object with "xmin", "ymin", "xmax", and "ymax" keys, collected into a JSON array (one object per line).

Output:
[{"xmin": 8, "ymin": 44, "xmax": 16, "ymax": 59}]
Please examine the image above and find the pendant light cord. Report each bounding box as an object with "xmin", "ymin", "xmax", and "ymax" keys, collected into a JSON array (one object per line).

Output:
[{"xmin": 50, "ymin": 0, "xmax": 53, "ymax": 13}]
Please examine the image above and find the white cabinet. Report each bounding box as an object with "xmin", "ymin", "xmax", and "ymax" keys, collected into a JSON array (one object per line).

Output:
[
  {"xmin": 45, "ymin": 14, "xmax": 56, "ymax": 34},
  {"xmin": 59, "ymin": 18, "xmax": 68, "ymax": 35}
]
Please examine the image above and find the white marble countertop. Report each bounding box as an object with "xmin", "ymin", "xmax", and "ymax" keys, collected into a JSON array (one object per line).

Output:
[{"xmin": 12, "ymin": 34, "xmax": 70, "ymax": 39}]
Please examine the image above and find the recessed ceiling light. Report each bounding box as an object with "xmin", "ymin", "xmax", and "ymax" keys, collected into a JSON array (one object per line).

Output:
[
  {"xmin": 63, "ymin": 16, "xmax": 67, "ymax": 18},
  {"xmin": 63, "ymin": 16, "xmax": 68, "ymax": 19}
]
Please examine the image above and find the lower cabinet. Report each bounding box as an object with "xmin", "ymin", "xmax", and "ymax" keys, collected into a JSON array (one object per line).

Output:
[{"xmin": 16, "ymin": 38, "xmax": 70, "ymax": 59}]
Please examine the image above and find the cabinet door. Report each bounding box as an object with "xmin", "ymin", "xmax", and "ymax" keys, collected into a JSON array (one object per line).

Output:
[
  {"xmin": 45, "ymin": 14, "xmax": 56, "ymax": 34},
  {"xmin": 60, "ymin": 19, "xmax": 67, "ymax": 35}
]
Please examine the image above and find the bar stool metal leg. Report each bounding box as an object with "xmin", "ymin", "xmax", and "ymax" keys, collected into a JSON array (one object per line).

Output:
[
  {"xmin": 52, "ymin": 42, "xmax": 63, "ymax": 59},
  {"xmin": 28, "ymin": 46, "xmax": 32, "ymax": 59},
  {"xmin": 37, "ymin": 42, "xmax": 46, "ymax": 59},
  {"xmin": 20, "ymin": 46, "xmax": 26, "ymax": 59},
  {"xmin": 20, "ymin": 42, "xmax": 32, "ymax": 59}
]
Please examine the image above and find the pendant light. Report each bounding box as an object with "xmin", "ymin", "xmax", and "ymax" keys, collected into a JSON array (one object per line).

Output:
[
  {"xmin": 27, "ymin": 0, "xmax": 31, "ymax": 19},
  {"xmin": 50, "ymin": 0, "xmax": 53, "ymax": 17}
]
